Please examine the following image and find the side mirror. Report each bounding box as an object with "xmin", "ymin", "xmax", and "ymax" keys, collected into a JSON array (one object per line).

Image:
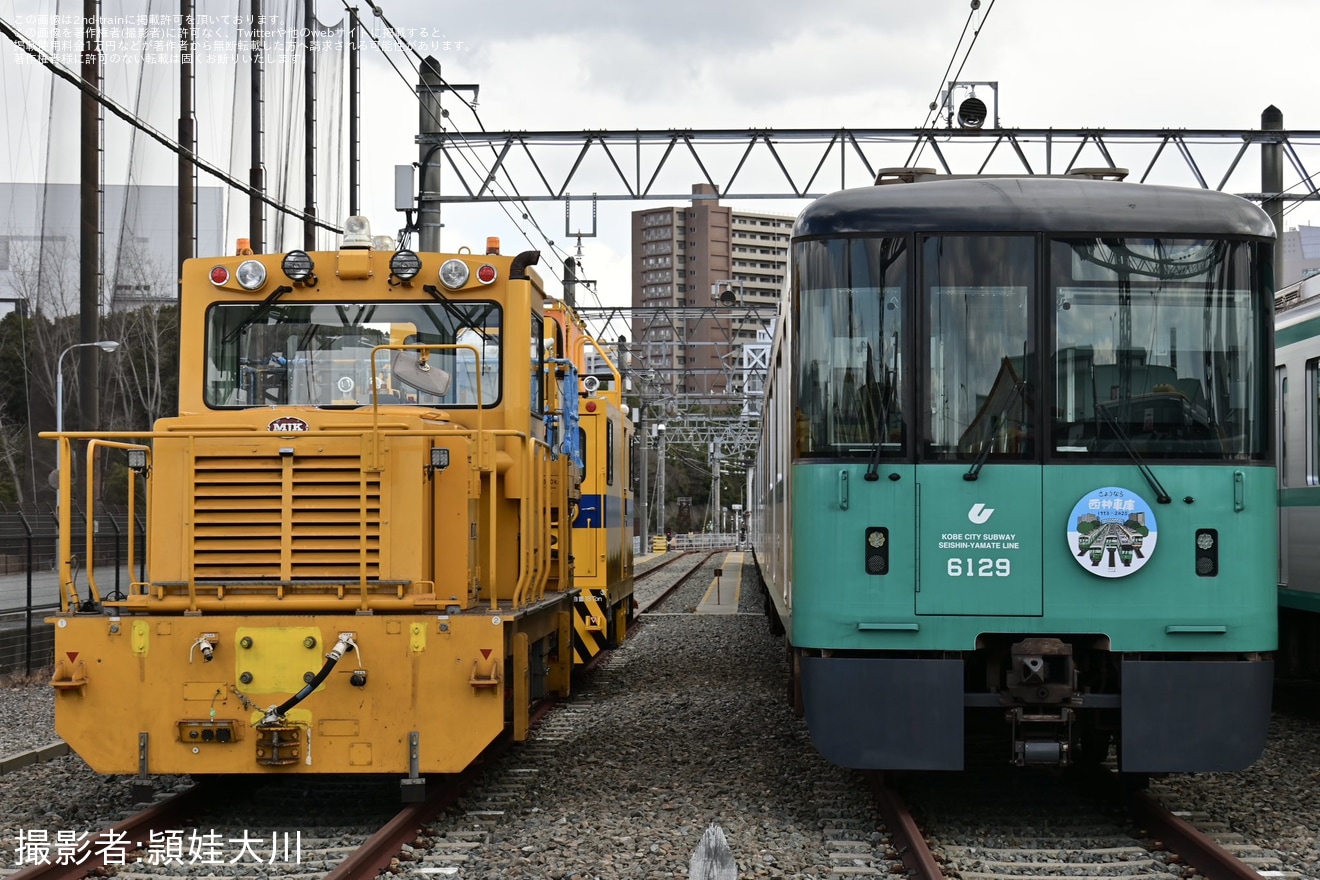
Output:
[{"xmin": 391, "ymin": 350, "xmax": 452, "ymax": 396}]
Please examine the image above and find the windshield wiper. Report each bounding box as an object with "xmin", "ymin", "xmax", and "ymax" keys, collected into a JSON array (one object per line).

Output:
[
  {"xmin": 964, "ymin": 380, "xmax": 1027, "ymax": 482},
  {"xmin": 863, "ymin": 386, "xmax": 895, "ymax": 482},
  {"xmin": 222, "ymin": 285, "xmax": 293, "ymax": 344},
  {"xmin": 1093, "ymin": 401, "xmax": 1172, "ymax": 504},
  {"xmin": 423, "ymin": 284, "xmax": 492, "ymax": 342}
]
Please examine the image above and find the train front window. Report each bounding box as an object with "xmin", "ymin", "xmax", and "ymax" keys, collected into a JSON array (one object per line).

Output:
[
  {"xmin": 922, "ymin": 235, "xmax": 1036, "ymax": 462},
  {"xmin": 204, "ymin": 300, "xmax": 504, "ymax": 408},
  {"xmin": 1051, "ymin": 238, "xmax": 1264, "ymax": 460},
  {"xmin": 792, "ymin": 236, "xmax": 907, "ymax": 458}
]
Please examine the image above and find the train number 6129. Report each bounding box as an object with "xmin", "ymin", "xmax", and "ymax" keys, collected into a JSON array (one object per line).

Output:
[{"xmin": 946, "ymin": 558, "xmax": 1011, "ymax": 577}]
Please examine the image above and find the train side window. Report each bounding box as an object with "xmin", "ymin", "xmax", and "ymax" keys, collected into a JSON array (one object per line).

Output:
[
  {"xmin": 579, "ymin": 426, "xmax": 588, "ymax": 472},
  {"xmin": 1278, "ymin": 368, "xmax": 1288, "ymax": 486},
  {"xmin": 623, "ymin": 427, "xmax": 631, "ymax": 491},
  {"xmin": 1307, "ymin": 359, "xmax": 1320, "ymax": 485},
  {"xmin": 606, "ymin": 419, "xmax": 615, "ymax": 486},
  {"xmin": 530, "ymin": 312, "xmax": 545, "ymax": 416}
]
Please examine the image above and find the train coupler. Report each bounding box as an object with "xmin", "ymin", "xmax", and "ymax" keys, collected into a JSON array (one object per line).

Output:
[
  {"xmin": 254, "ymin": 723, "xmax": 304, "ymax": 766},
  {"xmin": 1006, "ymin": 637, "xmax": 1076, "ymax": 704},
  {"xmin": 469, "ymin": 658, "xmax": 501, "ymax": 689},
  {"xmin": 1008, "ymin": 705, "xmax": 1075, "ymax": 767}
]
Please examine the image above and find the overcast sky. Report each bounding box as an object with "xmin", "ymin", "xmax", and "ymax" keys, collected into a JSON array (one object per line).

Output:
[
  {"xmin": 352, "ymin": 0, "xmax": 1320, "ymax": 307},
  {"xmin": 3, "ymin": 0, "xmax": 1320, "ymax": 309}
]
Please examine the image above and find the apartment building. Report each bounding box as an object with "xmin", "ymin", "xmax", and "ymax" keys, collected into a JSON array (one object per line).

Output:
[{"xmin": 630, "ymin": 183, "xmax": 788, "ymax": 398}]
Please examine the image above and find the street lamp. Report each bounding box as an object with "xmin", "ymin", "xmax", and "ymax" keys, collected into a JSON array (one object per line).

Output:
[{"xmin": 56, "ymin": 340, "xmax": 120, "ymax": 509}]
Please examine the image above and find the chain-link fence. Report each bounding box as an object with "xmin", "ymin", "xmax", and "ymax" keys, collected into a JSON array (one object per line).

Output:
[{"xmin": 0, "ymin": 504, "xmax": 144, "ymax": 677}]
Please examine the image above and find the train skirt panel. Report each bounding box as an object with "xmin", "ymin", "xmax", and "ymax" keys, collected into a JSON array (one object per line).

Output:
[
  {"xmin": 799, "ymin": 654, "xmax": 1272, "ymax": 771},
  {"xmin": 49, "ymin": 601, "xmax": 572, "ymax": 775}
]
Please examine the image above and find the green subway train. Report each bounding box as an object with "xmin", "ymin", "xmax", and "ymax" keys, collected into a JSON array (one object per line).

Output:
[{"xmin": 749, "ymin": 173, "xmax": 1277, "ymax": 774}]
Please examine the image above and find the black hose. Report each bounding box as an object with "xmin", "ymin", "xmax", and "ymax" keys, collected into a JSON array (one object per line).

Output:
[{"xmin": 271, "ymin": 653, "xmax": 340, "ymax": 717}]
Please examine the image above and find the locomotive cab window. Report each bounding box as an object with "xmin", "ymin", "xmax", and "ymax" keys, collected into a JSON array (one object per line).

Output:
[
  {"xmin": 204, "ymin": 300, "xmax": 504, "ymax": 408},
  {"xmin": 922, "ymin": 235, "xmax": 1035, "ymax": 462},
  {"xmin": 1051, "ymin": 238, "xmax": 1266, "ymax": 461},
  {"xmin": 792, "ymin": 237, "xmax": 908, "ymax": 459}
]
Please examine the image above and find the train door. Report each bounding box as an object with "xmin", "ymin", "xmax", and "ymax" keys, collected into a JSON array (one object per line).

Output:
[
  {"xmin": 573, "ymin": 412, "xmax": 600, "ymax": 582},
  {"xmin": 914, "ymin": 234, "xmax": 1043, "ymax": 616},
  {"xmin": 914, "ymin": 466, "xmax": 1043, "ymax": 617}
]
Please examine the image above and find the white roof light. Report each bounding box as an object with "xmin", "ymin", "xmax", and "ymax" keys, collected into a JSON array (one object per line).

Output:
[{"xmin": 342, "ymin": 215, "xmax": 372, "ymax": 248}]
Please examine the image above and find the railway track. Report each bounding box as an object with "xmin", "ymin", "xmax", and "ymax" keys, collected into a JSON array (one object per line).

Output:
[
  {"xmin": 871, "ymin": 766, "xmax": 1295, "ymax": 880},
  {"xmin": 634, "ymin": 548, "xmax": 724, "ymax": 613}
]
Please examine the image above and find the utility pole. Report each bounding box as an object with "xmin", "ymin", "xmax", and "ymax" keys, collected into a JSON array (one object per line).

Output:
[
  {"xmin": 417, "ymin": 56, "xmax": 444, "ymax": 252},
  {"xmin": 656, "ymin": 425, "xmax": 666, "ymax": 537},
  {"xmin": 178, "ymin": 0, "xmax": 194, "ymax": 299},
  {"xmin": 249, "ymin": 0, "xmax": 265, "ymax": 251},
  {"xmin": 637, "ymin": 405, "xmax": 648, "ymax": 552},
  {"xmin": 711, "ymin": 439, "xmax": 721, "ymax": 534},
  {"xmin": 79, "ymin": 0, "xmax": 102, "ymax": 434},
  {"xmin": 348, "ymin": 6, "xmax": 360, "ymax": 216},
  {"xmin": 303, "ymin": 0, "xmax": 317, "ymax": 250},
  {"xmin": 563, "ymin": 257, "xmax": 577, "ymax": 308},
  {"xmin": 1262, "ymin": 105, "xmax": 1285, "ymax": 286}
]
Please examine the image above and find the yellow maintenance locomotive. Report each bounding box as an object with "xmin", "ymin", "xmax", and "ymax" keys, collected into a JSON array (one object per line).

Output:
[
  {"xmin": 46, "ymin": 219, "xmax": 631, "ymax": 794},
  {"xmin": 545, "ymin": 302, "xmax": 635, "ymax": 663}
]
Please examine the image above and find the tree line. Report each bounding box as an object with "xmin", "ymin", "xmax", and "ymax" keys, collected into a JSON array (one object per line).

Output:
[{"xmin": 0, "ymin": 304, "xmax": 179, "ymax": 507}]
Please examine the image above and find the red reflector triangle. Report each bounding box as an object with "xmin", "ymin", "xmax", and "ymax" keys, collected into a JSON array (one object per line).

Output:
[
  {"xmin": 480, "ymin": 648, "xmax": 492, "ymax": 660},
  {"xmin": 66, "ymin": 652, "xmax": 79, "ymax": 662}
]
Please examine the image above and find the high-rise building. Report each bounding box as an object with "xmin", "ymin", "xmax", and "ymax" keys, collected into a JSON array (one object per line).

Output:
[
  {"xmin": 1281, "ymin": 224, "xmax": 1320, "ymax": 288},
  {"xmin": 630, "ymin": 183, "xmax": 790, "ymax": 399}
]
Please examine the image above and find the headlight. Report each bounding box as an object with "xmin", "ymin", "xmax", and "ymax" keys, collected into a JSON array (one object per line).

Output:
[
  {"xmin": 391, "ymin": 249, "xmax": 422, "ymax": 281},
  {"xmin": 281, "ymin": 250, "xmax": 315, "ymax": 282},
  {"xmin": 439, "ymin": 258, "xmax": 469, "ymax": 289},
  {"xmin": 235, "ymin": 259, "xmax": 267, "ymax": 290}
]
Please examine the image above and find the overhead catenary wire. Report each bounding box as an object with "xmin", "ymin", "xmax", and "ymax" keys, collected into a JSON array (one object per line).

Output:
[
  {"xmin": 342, "ymin": 0, "xmax": 615, "ymax": 329},
  {"xmin": 344, "ymin": 0, "xmax": 637, "ymax": 345},
  {"xmin": 911, "ymin": 1, "xmax": 978, "ymax": 133},
  {"xmin": 1280, "ymin": 168, "xmax": 1320, "ymax": 218},
  {"xmin": 0, "ymin": 12, "xmax": 342, "ymax": 235},
  {"xmin": 908, "ymin": 0, "xmax": 997, "ymax": 167}
]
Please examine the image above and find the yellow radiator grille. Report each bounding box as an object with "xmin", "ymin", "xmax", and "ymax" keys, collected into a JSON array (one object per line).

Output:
[{"xmin": 191, "ymin": 453, "xmax": 381, "ymax": 580}]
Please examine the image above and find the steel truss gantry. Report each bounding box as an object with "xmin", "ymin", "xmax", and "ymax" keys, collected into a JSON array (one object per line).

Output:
[
  {"xmin": 417, "ymin": 125, "xmax": 1320, "ymax": 204},
  {"xmin": 578, "ymin": 305, "xmax": 772, "ymax": 457}
]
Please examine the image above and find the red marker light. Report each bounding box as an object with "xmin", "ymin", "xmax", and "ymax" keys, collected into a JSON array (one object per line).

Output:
[
  {"xmin": 210, "ymin": 266, "xmax": 230, "ymax": 285},
  {"xmin": 585, "ymin": 401, "xmax": 597, "ymax": 412},
  {"xmin": 476, "ymin": 263, "xmax": 497, "ymax": 284}
]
